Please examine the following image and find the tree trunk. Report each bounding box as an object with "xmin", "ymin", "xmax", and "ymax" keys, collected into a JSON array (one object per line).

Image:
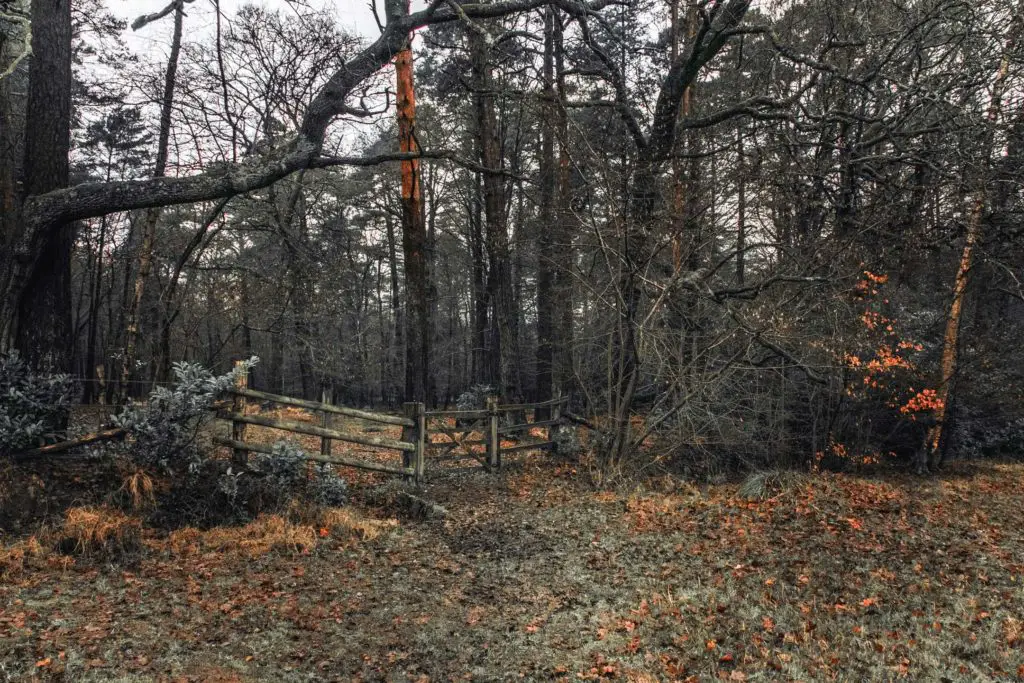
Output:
[
  {"xmin": 384, "ymin": 211, "xmax": 404, "ymax": 403},
  {"xmin": 121, "ymin": 0, "xmax": 184, "ymax": 399},
  {"xmin": 83, "ymin": 215, "xmax": 109, "ymax": 402},
  {"xmin": 396, "ymin": 31, "xmax": 431, "ymax": 404},
  {"xmin": 736, "ymin": 130, "xmax": 746, "ymax": 286},
  {"xmin": 552, "ymin": 13, "xmax": 574, "ymax": 399},
  {"xmin": 471, "ymin": 28, "xmax": 520, "ymax": 403},
  {"xmin": 0, "ymin": 0, "xmax": 30, "ymax": 353},
  {"xmin": 5, "ymin": 0, "xmax": 74, "ymax": 375},
  {"xmin": 535, "ymin": 5, "xmax": 557, "ymax": 418},
  {"xmin": 924, "ymin": 6, "xmax": 1023, "ymax": 471},
  {"xmin": 469, "ymin": 172, "xmax": 490, "ymax": 385}
]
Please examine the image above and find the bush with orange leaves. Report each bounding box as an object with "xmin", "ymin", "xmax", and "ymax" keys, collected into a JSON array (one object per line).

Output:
[{"xmin": 826, "ymin": 270, "xmax": 940, "ymax": 465}]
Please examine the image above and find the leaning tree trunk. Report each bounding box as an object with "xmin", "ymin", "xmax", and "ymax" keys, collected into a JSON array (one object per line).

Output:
[{"xmin": 924, "ymin": 5, "xmax": 1023, "ymax": 472}]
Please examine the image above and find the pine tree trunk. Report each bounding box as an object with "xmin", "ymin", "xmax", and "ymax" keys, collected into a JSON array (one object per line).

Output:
[
  {"xmin": 396, "ymin": 33, "xmax": 431, "ymax": 404},
  {"xmin": 471, "ymin": 28, "xmax": 521, "ymax": 403},
  {"xmin": 7, "ymin": 0, "xmax": 73, "ymax": 375},
  {"xmin": 535, "ymin": 5, "xmax": 557, "ymax": 419}
]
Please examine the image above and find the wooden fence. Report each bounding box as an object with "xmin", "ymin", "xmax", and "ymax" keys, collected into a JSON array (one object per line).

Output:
[
  {"xmin": 424, "ymin": 395, "xmax": 568, "ymax": 471},
  {"xmin": 213, "ymin": 363, "xmax": 426, "ymax": 481},
  {"xmin": 215, "ymin": 362, "xmax": 568, "ymax": 483}
]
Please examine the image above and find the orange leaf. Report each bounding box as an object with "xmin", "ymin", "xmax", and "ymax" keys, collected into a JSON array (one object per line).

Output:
[
  {"xmin": 36, "ymin": 658, "xmax": 51, "ymax": 668},
  {"xmin": 860, "ymin": 597, "xmax": 878, "ymax": 607},
  {"xmin": 706, "ymin": 639, "xmax": 717, "ymax": 651}
]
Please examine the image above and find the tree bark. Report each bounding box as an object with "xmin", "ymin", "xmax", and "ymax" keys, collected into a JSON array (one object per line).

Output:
[
  {"xmin": 924, "ymin": 5, "xmax": 1023, "ymax": 470},
  {"xmin": 396, "ymin": 26, "xmax": 431, "ymax": 404},
  {"xmin": 6, "ymin": 0, "xmax": 73, "ymax": 374},
  {"xmin": 120, "ymin": 0, "xmax": 185, "ymax": 400},
  {"xmin": 471, "ymin": 27, "xmax": 521, "ymax": 404},
  {"xmin": 535, "ymin": 5, "xmax": 557, "ymax": 418}
]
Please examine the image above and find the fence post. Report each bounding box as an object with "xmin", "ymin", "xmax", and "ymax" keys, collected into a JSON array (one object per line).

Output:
[
  {"xmin": 414, "ymin": 402, "xmax": 426, "ymax": 483},
  {"xmin": 403, "ymin": 402, "xmax": 427, "ymax": 482},
  {"xmin": 320, "ymin": 387, "xmax": 332, "ymax": 457},
  {"xmin": 486, "ymin": 396, "xmax": 500, "ymax": 471},
  {"xmin": 231, "ymin": 360, "xmax": 249, "ymax": 467}
]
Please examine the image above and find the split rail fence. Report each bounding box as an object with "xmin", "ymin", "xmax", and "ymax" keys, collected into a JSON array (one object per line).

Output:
[{"xmin": 213, "ymin": 362, "xmax": 568, "ymax": 483}]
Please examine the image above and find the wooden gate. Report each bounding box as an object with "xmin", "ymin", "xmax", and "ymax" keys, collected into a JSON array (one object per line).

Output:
[
  {"xmin": 424, "ymin": 395, "xmax": 568, "ymax": 471},
  {"xmin": 214, "ymin": 365, "xmax": 426, "ymax": 481}
]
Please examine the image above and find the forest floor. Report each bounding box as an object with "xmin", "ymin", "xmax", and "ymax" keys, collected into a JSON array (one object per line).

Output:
[{"xmin": 2, "ymin": 422, "xmax": 1024, "ymax": 681}]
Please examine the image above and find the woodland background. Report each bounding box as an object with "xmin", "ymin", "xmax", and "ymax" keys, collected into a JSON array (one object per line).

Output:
[{"xmin": 2, "ymin": 0, "xmax": 1024, "ymax": 474}]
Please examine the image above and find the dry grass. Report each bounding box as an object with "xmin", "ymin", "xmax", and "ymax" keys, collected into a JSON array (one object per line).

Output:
[
  {"xmin": 737, "ymin": 468, "xmax": 812, "ymax": 501},
  {"xmin": 0, "ymin": 535, "xmax": 47, "ymax": 576},
  {"xmin": 60, "ymin": 506, "xmax": 142, "ymax": 558},
  {"xmin": 117, "ymin": 469, "xmax": 156, "ymax": 511},
  {"xmin": 318, "ymin": 506, "xmax": 398, "ymax": 541},
  {"xmin": 180, "ymin": 514, "xmax": 317, "ymax": 557}
]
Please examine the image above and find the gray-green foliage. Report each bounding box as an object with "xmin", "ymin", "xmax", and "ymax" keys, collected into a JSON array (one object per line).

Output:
[
  {"xmin": 112, "ymin": 358, "xmax": 257, "ymax": 473},
  {"xmin": 0, "ymin": 351, "xmax": 77, "ymax": 455},
  {"xmin": 252, "ymin": 441, "xmax": 348, "ymax": 507},
  {"xmin": 219, "ymin": 440, "xmax": 348, "ymax": 513},
  {"xmin": 456, "ymin": 385, "xmax": 496, "ymax": 412}
]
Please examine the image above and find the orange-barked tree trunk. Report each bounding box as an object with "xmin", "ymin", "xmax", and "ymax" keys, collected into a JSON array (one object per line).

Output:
[
  {"xmin": 395, "ymin": 18, "xmax": 432, "ymax": 404},
  {"xmin": 924, "ymin": 4, "xmax": 1024, "ymax": 471}
]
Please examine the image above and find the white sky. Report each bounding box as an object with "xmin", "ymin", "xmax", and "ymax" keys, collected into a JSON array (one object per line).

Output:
[{"xmin": 105, "ymin": 0, "xmax": 383, "ymax": 55}]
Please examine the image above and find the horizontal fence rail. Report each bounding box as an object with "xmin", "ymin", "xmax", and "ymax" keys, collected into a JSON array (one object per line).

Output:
[
  {"xmin": 212, "ymin": 437, "xmax": 414, "ymax": 476},
  {"xmin": 216, "ymin": 411, "xmax": 417, "ymax": 452},
  {"xmin": 224, "ymin": 386, "xmax": 414, "ymax": 427}
]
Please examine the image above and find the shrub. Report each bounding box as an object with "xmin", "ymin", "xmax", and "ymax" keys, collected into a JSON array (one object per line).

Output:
[
  {"xmin": 112, "ymin": 358, "xmax": 256, "ymax": 474},
  {"xmin": 456, "ymin": 384, "xmax": 497, "ymax": 413},
  {"xmin": 0, "ymin": 351, "xmax": 76, "ymax": 455},
  {"xmin": 216, "ymin": 439, "xmax": 347, "ymax": 520}
]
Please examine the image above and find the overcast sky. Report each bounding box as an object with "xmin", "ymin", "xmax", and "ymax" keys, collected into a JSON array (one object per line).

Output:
[{"xmin": 106, "ymin": 0, "xmax": 382, "ymax": 55}]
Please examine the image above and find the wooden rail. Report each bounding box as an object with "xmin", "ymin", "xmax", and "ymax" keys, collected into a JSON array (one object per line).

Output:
[
  {"xmin": 212, "ymin": 438, "xmax": 413, "ymax": 476},
  {"xmin": 217, "ymin": 411, "xmax": 417, "ymax": 452},
  {"xmin": 11, "ymin": 428, "xmax": 127, "ymax": 460},
  {"xmin": 224, "ymin": 386, "xmax": 414, "ymax": 427}
]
